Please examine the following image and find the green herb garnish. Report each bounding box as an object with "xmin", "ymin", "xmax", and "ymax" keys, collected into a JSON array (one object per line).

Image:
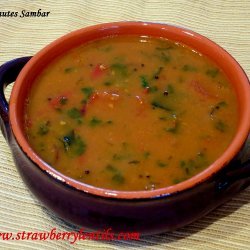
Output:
[
  {"xmin": 215, "ymin": 120, "xmax": 227, "ymax": 132},
  {"xmin": 64, "ymin": 67, "xmax": 75, "ymax": 73},
  {"xmin": 110, "ymin": 63, "xmax": 128, "ymax": 77},
  {"xmin": 165, "ymin": 120, "xmax": 179, "ymax": 134},
  {"xmin": 89, "ymin": 117, "xmax": 102, "ymax": 127},
  {"xmin": 166, "ymin": 84, "xmax": 174, "ymax": 94},
  {"xmin": 140, "ymin": 76, "xmax": 158, "ymax": 93},
  {"xmin": 156, "ymin": 46, "xmax": 173, "ymax": 51},
  {"xmin": 206, "ymin": 68, "xmax": 219, "ymax": 78},
  {"xmin": 61, "ymin": 131, "xmax": 74, "ymax": 151},
  {"xmin": 106, "ymin": 120, "xmax": 113, "ymax": 125},
  {"xmin": 81, "ymin": 87, "xmax": 94, "ymax": 103},
  {"xmin": 106, "ymin": 164, "xmax": 117, "ymax": 172},
  {"xmin": 182, "ymin": 64, "xmax": 197, "ymax": 72},
  {"xmin": 157, "ymin": 160, "xmax": 168, "ymax": 167},
  {"xmin": 113, "ymin": 154, "xmax": 124, "ymax": 161},
  {"xmin": 141, "ymin": 76, "xmax": 150, "ymax": 88},
  {"xmin": 159, "ymin": 52, "xmax": 171, "ymax": 63},
  {"xmin": 67, "ymin": 108, "xmax": 82, "ymax": 119},
  {"xmin": 152, "ymin": 66, "xmax": 163, "ymax": 80},
  {"xmin": 143, "ymin": 151, "xmax": 150, "ymax": 159},
  {"xmin": 60, "ymin": 130, "xmax": 86, "ymax": 156},
  {"xmin": 104, "ymin": 81, "xmax": 112, "ymax": 86},
  {"xmin": 128, "ymin": 160, "xmax": 140, "ymax": 164},
  {"xmin": 151, "ymin": 100, "xmax": 172, "ymax": 112},
  {"xmin": 37, "ymin": 121, "xmax": 50, "ymax": 135},
  {"xmin": 59, "ymin": 96, "xmax": 68, "ymax": 105},
  {"xmin": 112, "ymin": 173, "xmax": 125, "ymax": 184},
  {"xmin": 99, "ymin": 46, "xmax": 113, "ymax": 52},
  {"xmin": 210, "ymin": 101, "xmax": 227, "ymax": 116},
  {"xmin": 179, "ymin": 151, "xmax": 208, "ymax": 175}
]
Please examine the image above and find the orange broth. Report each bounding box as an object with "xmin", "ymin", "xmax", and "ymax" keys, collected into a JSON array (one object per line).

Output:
[{"xmin": 24, "ymin": 36, "xmax": 238, "ymax": 191}]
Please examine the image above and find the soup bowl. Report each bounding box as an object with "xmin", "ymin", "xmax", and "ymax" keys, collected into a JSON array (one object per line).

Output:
[{"xmin": 0, "ymin": 22, "xmax": 249, "ymax": 235}]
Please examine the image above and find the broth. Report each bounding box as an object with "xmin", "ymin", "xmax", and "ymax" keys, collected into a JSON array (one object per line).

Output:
[{"xmin": 24, "ymin": 35, "xmax": 238, "ymax": 191}]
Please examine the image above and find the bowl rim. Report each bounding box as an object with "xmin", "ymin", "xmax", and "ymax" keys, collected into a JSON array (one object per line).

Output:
[{"xmin": 9, "ymin": 21, "xmax": 250, "ymax": 199}]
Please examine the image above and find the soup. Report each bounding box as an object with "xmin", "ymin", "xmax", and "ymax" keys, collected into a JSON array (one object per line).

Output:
[{"xmin": 24, "ymin": 35, "xmax": 238, "ymax": 191}]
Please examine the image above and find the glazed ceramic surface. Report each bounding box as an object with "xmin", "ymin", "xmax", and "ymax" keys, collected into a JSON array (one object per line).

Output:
[{"xmin": 0, "ymin": 22, "xmax": 249, "ymax": 234}]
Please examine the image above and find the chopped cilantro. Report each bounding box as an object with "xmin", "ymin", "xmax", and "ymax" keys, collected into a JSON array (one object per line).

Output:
[
  {"xmin": 173, "ymin": 178, "xmax": 181, "ymax": 184},
  {"xmin": 106, "ymin": 164, "xmax": 117, "ymax": 172},
  {"xmin": 140, "ymin": 76, "xmax": 158, "ymax": 93},
  {"xmin": 106, "ymin": 120, "xmax": 113, "ymax": 125},
  {"xmin": 60, "ymin": 130, "xmax": 86, "ymax": 156},
  {"xmin": 152, "ymin": 67, "xmax": 163, "ymax": 80},
  {"xmin": 37, "ymin": 121, "xmax": 50, "ymax": 135},
  {"xmin": 210, "ymin": 101, "xmax": 227, "ymax": 116},
  {"xmin": 73, "ymin": 137, "xmax": 86, "ymax": 155},
  {"xmin": 128, "ymin": 160, "xmax": 140, "ymax": 164},
  {"xmin": 122, "ymin": 142, "xmax": 128, "ymax": 148},
  {"xmin": 157, "ymin": 160, "xmax": 168, "ymax": 167},
  {"xmin": 113, "ymin": 154, "xmax": 123, "ymax": 161},
  {"xmin": 215, "ymin": 120, "xmax": 227, "ymax": 132},
  {"xmin": 156, "ymin": 46, "xmax": 173, "ymax": 51},
  {"xmin": 89, "ymin": 117, "xmax": 102, "ymax": 127},
  {"xmin": 141, "ymin": 76, "xmax": 150, "ymax": 89},
  {"xmin": 81, "ymin": 87, "xmax": 94, "ymax": 103},
  {"xmin": 206, "ymin": 68, "xmax": 219, "ymax": 78},
  {"xmin": 64, "ymin": 67, "xmax": 75, "ymax": 73},
  {"xmin": 165, "ymin": 121, "xmax": 179, "ymax": 134},
  {"xmin": 182, "ymin": 65, "xmax": 197, "ymax": 72},
  {"xmin": 99, "ymin": 45, "xmax": 113, "ymax": 52},
  {"xmin": 110, "ymin": 63, "xmax": 128, "ymax": 77},
  {"xmin": 61, "ymin": 130, "xmax": 75, "ymax": 151},
  {"xmin": 179, "ymin": 151, "xmax": 208, "ymax": 176},
  {"xmin": 112, "ymin": 173, "xmax": 125, "ymax": 184},
  {"xmin": 151, "ymin": 100, "xmax": 172, "ymax": 112},
  {"xmin": 159, "ymin": 52, "xmax": 171, "ymax": 63},
  {"xmin": 59, "ymin": 96, "xmax": 68, "ymax": 105},
  {"xmin": 67, "ymin": 108, "xmax": 82, "ymax": 119},
  {"xmin": 143, "ymin": 151, "xmax": 150, "ymax": 159},
  {"xmin": 217, "ymin": 101, "xmax": 227, "ymax": 107},
  {"xmin": 104, "ymin": 81, "xmax": 112, "ymax": 86},
  {"xmin": 166, "ymin": 84, "xmax": 174, "ymax": 94}
]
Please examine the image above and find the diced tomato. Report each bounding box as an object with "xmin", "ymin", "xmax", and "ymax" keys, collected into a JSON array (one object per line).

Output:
[
  {"xmin": 88, "ymin": 92, "xmax": 99, "ymax": 104},
  {"xmin": 49, "ymin": 92, "xmax": 71, "ymax": 109},
  {"xmin": 81, "ymin": 92, "xmax": 99, "ymax": 114},
  {"xmin": 80, "ymin": 104, "xmax": 87, "ymax": 115},
  {"xmin": 190, "ymin": 80, "xmax": 216, "ymax": 99},
  {"xmin": 77, "ymin": 155, "xmax": 85, "ymax": 165},
  {"xmin": 81, "ymin": 90, "xmax": 121, "ymax": 115},
  {"xmin": 91, "ymin": 64, "xmax": 107, "ymax": 78},
  {"xmin": 143, "ymin": 87, "xmax": 150, "ymax": 94},
  {"xmin": 49, "ymin": 96, "xmax": 61, "ymax": 109}
]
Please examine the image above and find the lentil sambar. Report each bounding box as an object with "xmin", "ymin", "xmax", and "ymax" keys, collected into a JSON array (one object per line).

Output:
[{"xmin": 24, "ymin": 35, "xmax": 238, "ymax": 191}]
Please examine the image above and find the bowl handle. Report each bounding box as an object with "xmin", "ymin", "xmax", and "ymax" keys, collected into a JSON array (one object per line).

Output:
[
  {"xmin": 216, "ymin": 134, "xmax": 250, "ymax": 192},
  {"xmin": 0, "ymin": 57, "xmax": 32, "ymax": 141}
]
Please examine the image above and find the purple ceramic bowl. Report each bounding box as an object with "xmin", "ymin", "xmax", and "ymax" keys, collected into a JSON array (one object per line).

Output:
[{"xmin": 0, "ymin": 22, "xmax": 249, "ymax": 234}]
